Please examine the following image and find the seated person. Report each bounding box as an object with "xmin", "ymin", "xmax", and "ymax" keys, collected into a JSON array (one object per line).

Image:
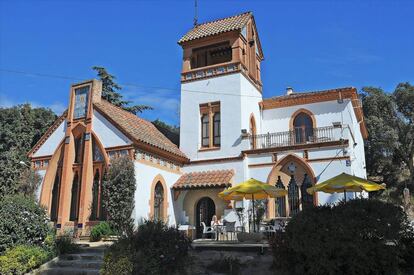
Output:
[{"xmin": 211, "ymin": 215, "xmax": 221, "ymax": 227}]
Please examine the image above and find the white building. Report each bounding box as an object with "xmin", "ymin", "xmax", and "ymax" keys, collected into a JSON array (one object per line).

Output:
[{"xmin": 29, "ymin": 12, "xmax": 367, "ymax": 238}]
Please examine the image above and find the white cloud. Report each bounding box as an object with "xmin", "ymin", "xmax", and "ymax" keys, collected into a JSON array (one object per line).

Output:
[{"xmin": 0, "ymin": 93, "xmax": 66, "ymax": 114}]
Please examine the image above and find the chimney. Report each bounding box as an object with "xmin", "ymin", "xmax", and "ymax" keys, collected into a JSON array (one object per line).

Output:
[
  {"xmin": 91, "ymin": 79, "xmax": 102, "ymax": 103},
  {"xmin": 286, "ymin": 87, "xmax": 294, "ymax": 95}
]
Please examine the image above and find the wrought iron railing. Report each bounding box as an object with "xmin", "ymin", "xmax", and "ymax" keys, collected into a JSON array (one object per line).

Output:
[{"xmin": 249, "ymin": 126, "xmax": 342, "ymax": 150}]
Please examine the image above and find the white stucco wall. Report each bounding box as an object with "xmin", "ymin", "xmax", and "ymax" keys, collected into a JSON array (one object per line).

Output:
[
  {"xmin": 92, "ymin": 110, "xmax": 132, "ymax": 148},
  {"xmin": 180, "ymin": 73, "xmax": 262, "ymax": 161},
  {"xmin": 133, "ymin": 161, "xmax": 182, "ymax": 226},
  {"xmin": 32, "ymin": 120, "xmax": 66, "ymax": 157}
]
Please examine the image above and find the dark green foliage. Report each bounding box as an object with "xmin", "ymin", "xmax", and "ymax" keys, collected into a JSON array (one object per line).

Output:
[
  {"xmin": 270, "ymin": 199, "xmax": 414, "ymax": 275},
  {"xmin": 152, "ymin": 119, "xmax": 180, "ymax": 146},
  {"xmin": 0, "ymin": 195, "xmax": 49, "ymax": 253},
  {"xmin": 361, "ymin": 83, "xmax": 414, "ymax": 193},
  {"xmin": 17, "ymin": 168, "xmax": 42, "ymax": 198},
  {"xmin": 55, "ymin": 232, "xmax": 78, "ymax": 255},
  {"xmin": 0, "ymin": 245, "xmax": 50, "ymax": 275},
  {"xmin": 102, "ymin": 156, "xmax": 136, "ymax": 236},
  {"xmin": 90, "ymin": 221, "xmax": 116, "ymax": 242},
  {"xmin": 207, "ymin": 255, "xmax": 242, "ymax": 275},
  {"xmin": 93, "ymin": 66, "xmax": 152, "ymax": 114},
  {"xmin": 101, "ymin": 220, "xmax": 191, "ymax": 275},
  {"xmin": 0, "ymin": 104, "xmax": 56, "ymax": 197}
]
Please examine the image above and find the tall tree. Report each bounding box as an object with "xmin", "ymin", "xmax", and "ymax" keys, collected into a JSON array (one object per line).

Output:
[
  {"xmin": 0, "ymin": 104, "xmax": 56, "ymax": 197},
  {"xmin": 92, "ymin": 66, "xmax": 152, "ymax": 114},
  {"xmin": 361, "ymin": 83, "xmax": 414, "ymax": 191}
]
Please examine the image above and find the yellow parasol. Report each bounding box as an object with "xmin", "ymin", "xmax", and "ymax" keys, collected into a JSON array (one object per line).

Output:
[
  {"xmin": 306, "ymin": 172, "xmax": 385, "ymax": 200},
  {"xmin": 219, "ymin": 178, "xmax": 287, "ymax": 231}
]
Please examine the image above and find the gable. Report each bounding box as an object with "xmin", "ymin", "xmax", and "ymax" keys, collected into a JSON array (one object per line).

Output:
[
  {"xmin": 92, "ymin": 110, "xmax": 132, "ymax": 148},
  {"xmin": 32, "ymin": 119, "xmax": 66, "ymax": 158}
]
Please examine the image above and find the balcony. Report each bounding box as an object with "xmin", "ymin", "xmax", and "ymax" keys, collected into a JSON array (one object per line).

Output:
[{"xmin": 249, "ymin": 126, "xmax": 348, "ymax": 150}]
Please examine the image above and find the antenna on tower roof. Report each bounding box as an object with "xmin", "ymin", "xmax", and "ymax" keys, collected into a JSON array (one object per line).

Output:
[{"xmin": 193, "ymin": 0, "xmax": 198, "ymax": 27}]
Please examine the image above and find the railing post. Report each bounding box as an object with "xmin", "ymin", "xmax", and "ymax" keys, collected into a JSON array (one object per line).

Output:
[{"xmin": 266, "ymin": 132, "xmax": 271, "ymax": 148}]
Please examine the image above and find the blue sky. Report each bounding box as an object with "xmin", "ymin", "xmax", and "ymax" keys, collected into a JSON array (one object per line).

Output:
[{"xmin": 0, "ymin": 0, "xmax": 413, "ymax": 125}]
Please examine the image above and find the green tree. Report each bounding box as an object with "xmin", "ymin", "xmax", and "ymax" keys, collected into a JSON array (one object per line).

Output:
[
  {"xmin": 92, "ymin": 66, "xmax": 152, "ymax": 114},
  {"xmin": 17, "ymin": 168, "xmax": 42, "ymax": 199},
  {"xmin": 361, "ymin": 83, "xmax": 414, "ymax": 200},
  {"xmin": 152, "ymin": 119, "xmax": 180, "ymax": 146},
  {"xmin": 102, "ymin": 156, "xmax": 136, "ymax": 236},
  {"xmin": 0, "ymin": 104, "xmax": 56, "ymax": 197}
]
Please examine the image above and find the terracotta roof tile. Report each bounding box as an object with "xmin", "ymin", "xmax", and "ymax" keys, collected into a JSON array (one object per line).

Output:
[
  {"xmin": 172, "ymin": 169, "xmax": 234, "ymax": 189},
  {"xmin": 93, "ymin": 100, "xmax": 188, "ymax": 161},
  {"xmin": 178, "ymin": 12, "xmax": 251, "ymax": 44}
]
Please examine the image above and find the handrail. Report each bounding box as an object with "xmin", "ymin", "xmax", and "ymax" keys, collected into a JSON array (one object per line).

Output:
[{"xmin": 249, "ymin": 126, "xmax": 345, "ymax": 149}]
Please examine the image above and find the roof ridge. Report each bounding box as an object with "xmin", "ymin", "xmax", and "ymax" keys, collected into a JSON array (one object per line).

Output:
[
  {"xmin": 195, "ymin": 11, "xmax": 251, "ymax": 28},
  {"xmin": 266, "ymin": 87, "xmax": 356, "ymax": 100}
]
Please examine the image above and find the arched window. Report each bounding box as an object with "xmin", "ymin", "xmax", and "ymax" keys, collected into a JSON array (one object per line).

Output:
[
  {"xmin": 50, "ymin": 174, "xmax": 61, "ymax": 222},
  {"xmin": 90, "ymin": 170, "xmax": 100, "ymax": 221},
  {"xmin": 92, "ymin": 138, "xmax": 104, "ymax": 162},
  {"xmin": 275, "ymin": 176, "xmax": 286, "ymax": 217},
  {"xmin": 74, "ymin": 136, "xmax": 84, "ymax": 163},
  {"xmin": 69, "ymin": 173, "xmax": 80, "ymax": 221},
  {"xmin": 213, "ymin": 112, "xmax": 221, "ymax": 146},
  {"xmin": 153, "ymin": 182, "xmax": 164, "ymax": 221},
  {"xmin": 201, "ymin": 114, "xmax": 209, "ymax": 147},
  {"xmin": 293, "ymin": 112, "xmax": 314, "ymax": 144},
  {"xmin": 288, "ymin": 175, "xmax": 300, "ymax": 216},
  {"xmin": 301, "ymin": 174, "xmax": 314, "ymax": 209},
  {"xmin": 250, "ymin": 115, "xmax": 257, "ymax": 149}
]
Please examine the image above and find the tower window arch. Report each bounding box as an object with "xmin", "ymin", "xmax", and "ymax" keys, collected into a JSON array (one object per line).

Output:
[
  {"xmin": 200, "ymin": 101, "xmax": 220, "ymax": 149},
  {"xmin": 153, "ymin": 182, "xmax": 164, "ymax": 221},
  {"xmin": 293, "ymin": 111, "xmax": 314, "ymax": 143}
]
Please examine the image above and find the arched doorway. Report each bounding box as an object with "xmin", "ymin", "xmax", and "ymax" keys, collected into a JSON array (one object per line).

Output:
[
  {"xmin": 196, "ymin": 197, "xmax": 215, "ymax": 238},
  {"xmin": 291, "ymin": 109, "xmax": 315, "ymax": 144},
  {"xmin": 267, "ymin": 154, "xmax": 317, "ymax": 217}
]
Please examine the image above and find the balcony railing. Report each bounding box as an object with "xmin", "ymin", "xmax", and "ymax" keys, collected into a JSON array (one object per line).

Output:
[{"xmin": 249, "ymin": 126, "xmax": 344, "ymax": 150}]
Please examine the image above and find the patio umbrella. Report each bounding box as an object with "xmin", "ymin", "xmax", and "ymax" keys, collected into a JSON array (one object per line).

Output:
[
  {"xmin": 218, "ymin": 178, "xmax": 287, "ymax": 232},
  {"xmin": 306, "ymin": 172, "xmax": 385, "ymax": 200}
]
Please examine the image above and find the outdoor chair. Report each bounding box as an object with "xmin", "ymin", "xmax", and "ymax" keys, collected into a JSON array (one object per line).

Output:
[
  {"xmin": 223, "ymin": 221, "xmax": 236, "ymax": 241},
  {"xmin": 201, "ymin": 222, "xmax": 215, "ymax": 239}
]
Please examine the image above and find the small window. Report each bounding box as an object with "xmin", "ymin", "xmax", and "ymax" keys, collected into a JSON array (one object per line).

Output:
[
  {"xmin": 92, "ymin": 138, "xmax": 104, "ymax": 162},
  {"xmin": 74, "ymin": 137, "xmax": 84, "ymax": 163},
  {"xmin": 73, "ymin": 86, "xmax": 89, "ymax": 119},
  {"xmin": 213, "ymin": 112, "xmax": 220, "ymax": 146},
  {"xmin": 201, "ymin": 114, "xmax": 209, "ymax": 147},
  {"xmin": 200, "ymin": 102, "xmax": 220, "ymax": 149}
]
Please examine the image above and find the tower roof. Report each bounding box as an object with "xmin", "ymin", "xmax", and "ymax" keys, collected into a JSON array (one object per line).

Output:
[{"xmin": 178, "ymin": 11, "xmax": 252, "ymax": 44}]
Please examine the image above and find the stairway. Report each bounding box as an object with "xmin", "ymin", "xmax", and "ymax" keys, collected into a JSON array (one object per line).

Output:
[{"xmin": 33, "ymin": 245, "xmax": 107, "ymax": 275}]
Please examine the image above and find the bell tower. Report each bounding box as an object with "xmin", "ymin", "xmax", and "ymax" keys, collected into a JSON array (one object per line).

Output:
[{"xmin": 178, "ymin": 12, "xmax": 264, "ymax": 161}]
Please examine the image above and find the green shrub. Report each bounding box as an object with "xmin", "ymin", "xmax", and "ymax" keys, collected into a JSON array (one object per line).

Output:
[
  {"xmin": 102, "ymin": 156, "xmax": 136, "ymax": 236},
  {"xmin": 101, "ymin": 220, "xmax": 191, "ymax": 275},
  {"xmin": 101, "ymin": 251, "xmax": 133, "ymax": 275},
  {"xmin": 207, "ymin": 255, "xmax": 242, "ymax": 275},
  {"xmin": 90, "ymin": 221, "xmax": 116, "ymax": 242},
  {"xmin": 55, "ymin": 231, "xmax": 78, "ymax": 255},
  {"xmin": 0, "ymin": 245, "xmax": 49, "ymax": 275},
  {"xmin": 270, "ymin": 199, "xmax": 414, "ymax": 275},
  {"xmin": 0, "ymin": 195, "xmax": 49, "ymax": 253}
]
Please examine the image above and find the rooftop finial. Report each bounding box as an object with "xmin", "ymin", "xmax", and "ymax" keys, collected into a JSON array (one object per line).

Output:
[{"xmin": 193, "ymin": 0, "xmax": 198, "ymax": 27}]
